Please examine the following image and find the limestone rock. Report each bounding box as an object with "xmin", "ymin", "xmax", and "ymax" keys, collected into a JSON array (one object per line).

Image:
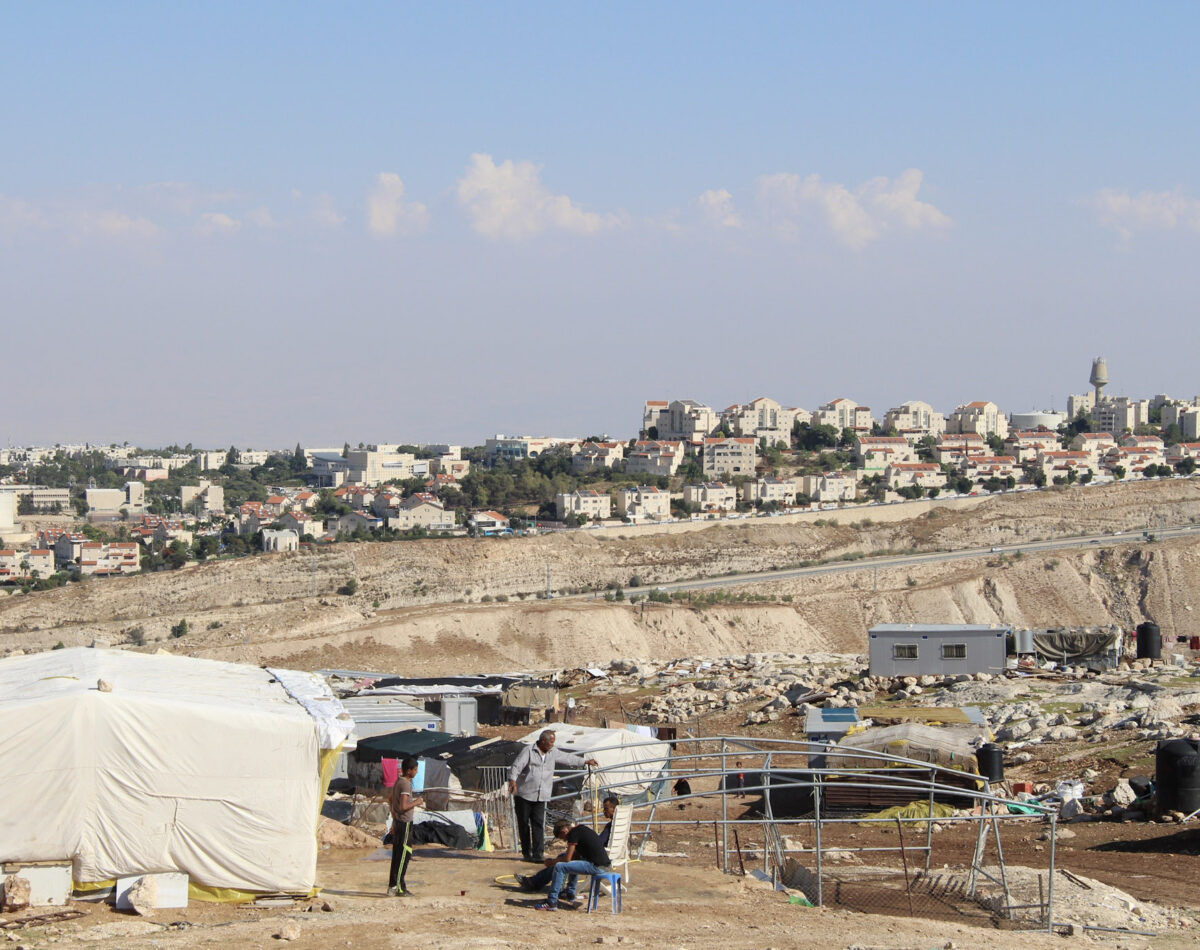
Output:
[
  {"xmin": 126, "ymin": 875, "xmax": 158, "ymax": 916},
  {"xmin": 276, "ymin": 920, "xmax": 301, "ymax": 941},
  {"xmin": 2, "ymin": 874, "xmax": 30, "ymax": 912}
]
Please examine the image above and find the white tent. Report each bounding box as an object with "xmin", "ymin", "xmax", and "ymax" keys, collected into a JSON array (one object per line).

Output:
[
  {"xmin": 0, "ymin": 648, "xmax": 353, "ymax": 898},
  {"xmin": 519, "ymin": 725, "xmax": 670, "ymax": 801}
]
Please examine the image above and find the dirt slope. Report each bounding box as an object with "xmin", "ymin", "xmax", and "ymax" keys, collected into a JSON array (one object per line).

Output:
[{"xmin": 2, "ymin": 479, "xmax": 1199, "ymax": 673}]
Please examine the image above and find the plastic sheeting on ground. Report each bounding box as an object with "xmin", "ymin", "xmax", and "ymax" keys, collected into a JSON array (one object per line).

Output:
[{"xmin": 0, "ymin": 648, "xmax": 351, "ymax": 897}]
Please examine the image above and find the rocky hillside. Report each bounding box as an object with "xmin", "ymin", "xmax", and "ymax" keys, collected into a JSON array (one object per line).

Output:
[{"xmin": 2, "ymin": 478, "xmax": 1199, "ymax": 673}]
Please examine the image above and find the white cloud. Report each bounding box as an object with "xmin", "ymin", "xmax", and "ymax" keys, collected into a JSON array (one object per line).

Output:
[
  {"xmin": 366, "ymin": 172, "xmax": 429, "ymax": 237},
  {"xmin": 0, "ymin": 194, "xmax": 48, "ymax": 235},
  {"xmin": 75, "ymin": 210, "xmax": 161, "ymax": 239},
  {"xmin": 245, "ymin": 206, "xmax": 276, "ymax": 228},
  {"xmin": 757, "ymin": 168, "xmax": 950, "ymax": 249},
  {"xmin": 311, "ymin": 193, "xmax": 345, "ymax": 229},
  {"xmin": 456, "ymin": 153, "xmax": 621, "ymax": 239},
  {"xmin": 137, "ymin": 182, "xmax": 244, "ymax": 215},
  {"xmin": 196, "ymin": 212, "xmax": 241, "ymax": 235},
  {"xmin": 1087, "ymin": 187, "xmax": 1200, "ymax": 237},
  {"xmin": 696, "ymin": 189, "xmax": 743, "ymax": 229}
]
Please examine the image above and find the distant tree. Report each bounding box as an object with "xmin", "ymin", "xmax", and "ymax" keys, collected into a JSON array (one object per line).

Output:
[
  {"xmin": 291, "ymin": 443, "xmax": 307, "ymax": 472},
  {"xmin": 1161, "ymin": 423, "xmax": 1183, "ymax": 446},
  {"xmin": 342, "ymin": 442, "xmax": 350, "ymax": 458},
  {"xmin": 1004, "ymin": 475, "xmax": 1016, "ymax": 490},
  {"xmin": 170, "ymin": 619, "xmax": 188, "ymax": 638},
  {"xmin": 1112, "ymin": 465, "xmax": 1126, "ymax": 480},
  {"xmin": 1176, "ymin": 457, "xmax": 1197, "ymax": 476},
  {"xmin": 1066, "ymin": 468, "xmax": 1078, "ymax": 484},
  {"xmin": 1080, "ymin": 471, "xmax": 1093, "ymax": 484},
  {"xmin": 227, "ymin": 445, "xmax": 240, "ymax": 465}
]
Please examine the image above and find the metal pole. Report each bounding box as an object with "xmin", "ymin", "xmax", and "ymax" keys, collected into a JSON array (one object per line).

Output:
[
  {"xmin": 813, "ymin": 772, "xmax": 823, "ymax": 907},
  {"xmin": 721, "ymin": 739, "xmax": 729, "ymax": 873},
  {"xmin": 896, "ymin": 817, "xmax": 915, "ymax": 917},
  {"xmin": 1046, "ymin": 813, "xmax": 1057, "ymax": 932}
]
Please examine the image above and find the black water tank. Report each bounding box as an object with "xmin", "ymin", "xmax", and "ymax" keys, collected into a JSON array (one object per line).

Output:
[
  {"xmin": 1156, "ymin": 738, "xmax": 1200, "ymax": 814},
  {"xmin": 1136, "ymin": 622, "xmax": 1162, "ymax": 660},
  {"xmin": 977, "ymin": 743, "xmax": 1004, "ymax": 783}
]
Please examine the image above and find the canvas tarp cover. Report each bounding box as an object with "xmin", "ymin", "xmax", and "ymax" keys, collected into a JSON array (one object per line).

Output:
[
  {"xmin": 502, "ymin": 684, "xmax": 558, "ymax": 709},
  {"xmin": 1031, "ymin": 628, "xmax": 1119, "ymax": 660},
  {"xmin": 353, "ymin": 730, "xmax": 453, "ymax": 763},
  {"xmin": 0, "ymin": 648, "xmax": 350, "ymax": 895},
  {"xmin": 518, "ymin": 725, "xmax": 670, "ymax": 800}
]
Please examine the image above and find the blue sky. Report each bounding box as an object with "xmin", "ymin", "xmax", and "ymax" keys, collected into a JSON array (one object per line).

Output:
[{"xmin": 3, "ymin": 3, "xmax": 1199, "ymax": 447}]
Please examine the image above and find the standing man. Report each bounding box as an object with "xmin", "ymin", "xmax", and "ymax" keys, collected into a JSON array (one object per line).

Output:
[
  {"xmin": 387, "ymin": 756, "xmax": 422, "ymax": 896},
  {"xmin": 535, "ymin": 819, "xmax": 611, "ymax": 911},
  {"xmin": 507, "ymin": 730, "xmax": 598, "ymax": 863}
]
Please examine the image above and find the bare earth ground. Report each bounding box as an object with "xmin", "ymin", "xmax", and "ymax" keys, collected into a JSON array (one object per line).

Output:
[{"xmin": 4, "ymin": 480, "xmax": 1200, "ymax": 947}]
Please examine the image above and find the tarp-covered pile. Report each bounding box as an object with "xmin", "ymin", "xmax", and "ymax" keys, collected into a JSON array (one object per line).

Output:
[
  {"xmin": 834, "ymin": 723, "xmax": 981, "ymax": 773},
  {"xmin": 0, "ymin": 648, "xmax": 353, "ymax": 900}
]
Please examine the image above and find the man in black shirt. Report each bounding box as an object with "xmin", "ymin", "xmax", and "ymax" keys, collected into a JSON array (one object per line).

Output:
[
  {"xmin": 534, "ymin": 819, "xmax": 611, "ymax": 911},
  {"xmin": 520, "ymin": 796, "xmax": 618, "ymax": 893}
]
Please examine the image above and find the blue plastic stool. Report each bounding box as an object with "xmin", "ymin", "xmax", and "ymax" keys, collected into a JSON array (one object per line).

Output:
[{"xmin": 586, "ymin": 871, "xmax": 622, "ymax": 914}]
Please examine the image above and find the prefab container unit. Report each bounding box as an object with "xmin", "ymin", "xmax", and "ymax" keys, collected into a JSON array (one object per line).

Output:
[
  {"xmin": 441, "ymin": 696, "xmax": 479, "ymax": 736},
  {"xmin": 338, "ymin": 695, "xmax": 442, "ymax": 739},
  {"xmin": 868, "ymin": 624, "xmax": 1009, "ymax": 677}
]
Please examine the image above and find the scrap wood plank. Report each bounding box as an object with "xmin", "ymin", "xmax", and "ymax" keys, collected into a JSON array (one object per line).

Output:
[
  {"xmin": 1060, "ymin": 868, "xmax": 1091, "ymax": 890},
  {"xmin": 1, "ymin": 910, "xmax": 87, "ymax": 930}
]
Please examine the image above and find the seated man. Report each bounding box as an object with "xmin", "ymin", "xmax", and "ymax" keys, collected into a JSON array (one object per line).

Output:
[
  {"xmin": 519, "ymin": 796, "xmax": 618, "ymax": 893},
  {"xmin": 534, "ymin": 818, "xmax": 611, "ymax": 911}
]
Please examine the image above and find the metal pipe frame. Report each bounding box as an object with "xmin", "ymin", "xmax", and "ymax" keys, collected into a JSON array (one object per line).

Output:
[{"xmin": 513, "ymin": 734, "xmax": 1054, "ymax": 929}]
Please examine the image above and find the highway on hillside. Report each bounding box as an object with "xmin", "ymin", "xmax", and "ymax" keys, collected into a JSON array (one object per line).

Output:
[{"xmin": 599, "ymin": 523, "xmax": 1200, "ymax": 596}]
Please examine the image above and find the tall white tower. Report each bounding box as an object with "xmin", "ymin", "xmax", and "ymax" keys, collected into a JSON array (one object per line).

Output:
[{"xmin": 1089, "ymin": 357, "xmax": 1109, "ymax": 404}]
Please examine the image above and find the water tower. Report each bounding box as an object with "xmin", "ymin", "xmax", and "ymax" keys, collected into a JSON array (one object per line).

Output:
[{"xmin": 1089, "ymin": 357, "xmax": 1109, "ymax": 403}]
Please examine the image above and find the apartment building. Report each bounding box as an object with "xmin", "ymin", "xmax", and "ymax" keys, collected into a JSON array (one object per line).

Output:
[
  {"xmin": 701, "ymin": 437, "xmax": 757, "ymax": 478},
  {"xmin": 854, "ymin": 436, "xmax": 915, "ymax": 473},
  {"xmin": 721, "ymin": 397, "xmax": 798, "ymax": 445},
  {"xmin": 884, "ymin": 463, "xmax": 947, "ymax": 490},
  {"xmin": 571, "ymin": 441, "xmax": 626, "ymax": 474},
  {"xmin": 683, "ymin": 481, "xmax": 737, "ymax": 512},
  {"xmin": 0, "ymin": 548, "xmax": 54, "ymax": 581},
  {"xmin": 813, "ymin": 398, "xmax": 874, "ymax": 433},
  {"xmin": 180, "ymin": 480, "xmax": 225, "ymax": 516},
  {"xmin": 933, "ymin": 433, "xmax": 987, "ymax": 466},
  {"xmin": 484, "ymin": 435, "xmax": 578, "ymax": 463},
  {"xmin": 645, "ymin": 400, "xmax": 719, "ymax": 443},
  {"xmin": 85, "ymin": 481, "xmax": 145, "ymax": 517},
  {"xmin": 625, "ymin": 440, "xmax": 685, "ymax": 477},
  {"xmin": 614, "ymin": 485, "xmax": 671, "ymax": 521},
  {"xmin": 278, "ymin": 512, "xmax": 324, "ymax": 538},
  {"xmin": 1036, "ymin": 451, "xmax": 1092, "ymax": 481},
  {"xmin": 800, "ymin": 472, "xmax": 857, "ymax": 503},
  {"xmin": 345, "ymin": 446, "xmax": 423, "ymax": 486},
  {"xmin": 388, "ymin": 493, "xmax": 455, "ymax": 531},
  {"xmin": 742, "ymin": 475, "xmax": 797, "ymax": 506},
  {"xmin": 556, "ymin": 489, "xmax": 611, "ymax": 521},
  {"xmin": 962, "ymin": 456, "xmax": 1019, "ymax": 481},
  {"xmin": 1004, "ymin": 429, "xmax": 1061, "ymax": 463},
  {"xmin": 469, "ymin": 510, "xmax": 510, "ymax": 535},
  {"xmin": 946, "ymin": 401, "xmax": 1009, "ymax": 440},
  {"xmin": 1091, "ymin": 396, "xmax": 1150, "ymax": 435},
  {"xmin": 77, "ymin": 541, "xmax": 140, "ymax": 576},
  {"xmin": 51, "ymin": 532, "xmax": 89, "ymax": 567},
  {"xmin": 882, "ymin": 401, "xmax": 946, "ymax": 442},
  {"xmin": 1162, "ymin": 401, "xmax": 1200, "ymax": 440},
  {"xmin": 1070, "ymin": 432, "xmax": 1117, "ymax": 463}
]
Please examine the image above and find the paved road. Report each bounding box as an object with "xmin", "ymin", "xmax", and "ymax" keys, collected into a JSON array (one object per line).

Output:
[{"xmin": 610, "ymin": 523, "xmax": 1200, "ymax": 596}]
